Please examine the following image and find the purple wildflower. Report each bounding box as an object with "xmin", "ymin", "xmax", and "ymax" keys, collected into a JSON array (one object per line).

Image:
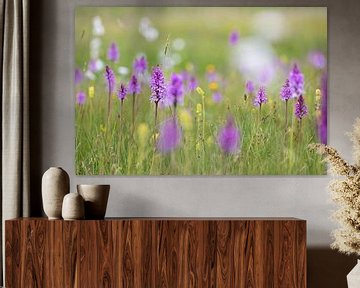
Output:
[
  {"xmin": 207, "ymin": 71, "xmax": 217, "ymax": 83},
  {"xmin": 229, "ymin": 30, "xmax": 240, "ymax": 46},
  {"xmin": 181, "ymin": 71, "xmax": 197, "ymax": 92},
  {"xmin": 280, "ymin": 79, "xmax": 292, "ymax": 101},
  {"xmin": 107, "ymin": 42, "xmax": 119, "ymax": 62},
  {"xmin": 188, "ymin": 76, "xmax": 198, "ymax": 92},
  {"xmin": 104, "ymin": 65, "xmax": 116, "ymax": 118},
  {"xmin": 128, "ymin": 74, "xmax": 141, "ymax": 95},
  {"xmin": 181, "ymin": 70, "xmax": 189, "ymax": 81},
  {"xmin": 212, "ymin": 91, "xmax": 223, "ymax": 103},
  {"xmin": 157, "ymin": 118, "xmax": 182, "ymax": 153},
  {"xmin": 217, "ymin": 116, "xmax": 241, "ymax": 154},
  {"xmin": 294, "ymin": 95, "xmax": 308, "ymax": 120},
  {"xmin": 75, "ymin": 68, "xmax": 83, "ymax": 85},
  {"xmin": 253, "ymin": 86, "xmax": 268, "ymax": 107},
  {"xmin": 245, "ymin": 80, "xmax": 255, "ymax": 95},
  {"xmin": 258, "ymin": 66, "xmax": 275, "ymax": 85},
  {"xmin": 88, "ymin": 59, "xmax": 97, "ymax": 73},
  {"xmin": 133, "ymin": 56, "xmax": 148, "ymax": 75},
  {"xmin": 104, "ymin": 65, "xmax": 116, "ymax": 94},
  {"xmin": 76, "ymin": 91, "xmax": 86, "ymax": 105},
  {"xmin": 118, "ymin": 83, "xmax": 127, "ymax": 101},
  {"xmin": 317, "ymin": 73, "xmax": 327, "ymax": 144},
  {"xmin": 289, "ymin": 64, "xmax": 304, "ymax": 98},
  {"xmin": 150, "ymin": 66, "xmax": 167, "ymax": 104},
  {"xmin": 308, "ymin": 51, "xmax": 326, "ymax": 69},
  {"xmin": 128, "ymin": 75, "xmax": 140, "ymax": 131},
  {"xmin": 280, "ymin": 79, "xmax": 292, "ymax": 130},
  {"xmin": 167, "ymin": 73, "xmax": 184, "ymax": 107}
]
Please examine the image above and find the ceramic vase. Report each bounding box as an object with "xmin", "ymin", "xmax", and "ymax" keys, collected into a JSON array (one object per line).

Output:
[
  {"xmin": 42, "ymin": 167, "xmax": 70, "ymax": 219},
  {"xmin": 347, "ymin": 259, "xmax": 360, "ymax": 288},
  {"xmin": 77, "ymin": 184, "xmax": 110, "ymax": 219},
  {"xmin": 62, "ymin": 192, "xmax": 85, "ymax": 220}
]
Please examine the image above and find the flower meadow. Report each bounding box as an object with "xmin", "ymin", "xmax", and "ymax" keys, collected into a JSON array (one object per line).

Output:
[{"xmin": 75, "ymin": 7, "xmax": 327, "ymax": 175}]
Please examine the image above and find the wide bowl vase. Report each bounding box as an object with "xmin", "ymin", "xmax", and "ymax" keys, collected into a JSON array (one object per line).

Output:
[{"xmin": 77, "ymin": 184, "xmax": 110, "ymax": 219}]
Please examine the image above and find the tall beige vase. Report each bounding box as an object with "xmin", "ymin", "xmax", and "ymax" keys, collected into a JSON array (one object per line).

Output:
[
  {"xmin": 42, "ymin": 167, "xmax": 70, "ymax": 219},
  {"xmin": 77, "ymin": 184, "xmax": 110, "ymax": 219}
]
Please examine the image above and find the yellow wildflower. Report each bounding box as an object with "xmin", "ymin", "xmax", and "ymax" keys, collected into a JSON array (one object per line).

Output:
[
  {"xmin": 316, "ymin": 88, "xmax": 322, "ymax": 102},
  {"xmin": 151, "ymin": 133, "xmax": 159, "ymax": 141},
  {"xmin": 208, "ymin": 82, "xmax": 218, "ymax": 91},
  {"xmin": 196, "ymin": 103, "xmax": 202, "ymax": 115},
  {"xmin": 206, "ymin": 136, "xmax": 213, "ymax": 146},
  {"xmin": 137, "ymin": 123, "xmax": 149, "ymax": 145},
  {"xmin": 179, "ymin": 109, "xmax": 193, "ymax": 131},
  {"xmin": 100, "ymin": 124, "xmax": 106, "ymax": 133},
  {"xmin": 196, "ymin": 86, "xmax": 205, "ymax": 97},
  {"xmin": 88, "ymin": 86, "xmax": 95, "ymax": 98}
]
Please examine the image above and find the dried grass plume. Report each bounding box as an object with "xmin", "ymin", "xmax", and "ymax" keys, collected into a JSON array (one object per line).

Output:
[{"xmin": 310, "ymin": 118, "xmax": 360, "ymax": 256}]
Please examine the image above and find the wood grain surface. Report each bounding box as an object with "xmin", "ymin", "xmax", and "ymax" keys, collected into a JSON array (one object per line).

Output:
[{"xmin": 5, "ymin": 218, "xmax": 306, "ymax": 288}]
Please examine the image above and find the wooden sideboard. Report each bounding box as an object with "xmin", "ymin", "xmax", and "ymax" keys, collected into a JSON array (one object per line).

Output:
[{"xmin": 5, "ymin": 218, "xmax": 306, "ymax": 287}]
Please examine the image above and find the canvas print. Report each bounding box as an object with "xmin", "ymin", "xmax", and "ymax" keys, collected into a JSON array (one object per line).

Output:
[{"xmin": 75, "ymin": 7, "xmax": 327, "ymax": 175}]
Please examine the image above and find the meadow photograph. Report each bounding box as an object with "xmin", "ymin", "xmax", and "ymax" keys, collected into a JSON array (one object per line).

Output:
[{"xmin": 75, "ymin": 7, "xmax": 327, "ymax": 175}]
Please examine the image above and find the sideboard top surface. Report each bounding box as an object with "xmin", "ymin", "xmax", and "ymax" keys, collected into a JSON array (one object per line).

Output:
[{"xmin": 6, "ymin": 217, "xmax": 305, "ymax": 222}]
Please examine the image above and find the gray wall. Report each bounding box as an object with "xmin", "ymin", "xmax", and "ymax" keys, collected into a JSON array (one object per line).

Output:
[{"xmin": 29, "ymin": 1, "xmax": 360, "ymax": 285}]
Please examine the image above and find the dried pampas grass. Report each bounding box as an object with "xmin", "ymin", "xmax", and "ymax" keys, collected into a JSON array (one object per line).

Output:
[{"xmin": 311, "ymin": 118, "xmax": 360, "ymax": 256}]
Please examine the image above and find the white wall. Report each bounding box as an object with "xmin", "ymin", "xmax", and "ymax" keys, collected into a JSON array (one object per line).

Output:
[{"xmin": 32, "ymin": 0, "xmax": 360, "ymax": 247}]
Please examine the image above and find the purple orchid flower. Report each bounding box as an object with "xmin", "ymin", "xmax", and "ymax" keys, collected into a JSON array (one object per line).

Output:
[
  {"xmin": 217, "ymin": 116, "xmax": 241, "ymax": 154},
  {"xmin": 107, "ymin": 42, "xmax": 119, "ymax": 62},
  {"xmin": 289, "ymin": 64, "xmax": 304, "ymax": 98},
  {"xmin": 157, "ymin": 118, "xmax": 182, "ymax": 153}
]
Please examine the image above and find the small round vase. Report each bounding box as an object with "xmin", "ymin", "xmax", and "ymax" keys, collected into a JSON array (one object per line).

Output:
[
  {"xmin": 42, "ymin": 167, "xmax": 70, "ymax": 219},
  {"xmin": 77, "ymin": 184, "xmax": 110, "ymax": 219},
  {"xmin": 62, "ymin": 192, "xmax": 85, "ymax": 220}
]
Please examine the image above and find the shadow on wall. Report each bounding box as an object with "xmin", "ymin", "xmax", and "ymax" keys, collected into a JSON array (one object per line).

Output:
[
  {"xmin": 29, "ymin": 0, "xmax": 46, "ymax": 216},
  {"xmin": 308, "ymin": 248, "xmax": 357, "ymax": 288}
]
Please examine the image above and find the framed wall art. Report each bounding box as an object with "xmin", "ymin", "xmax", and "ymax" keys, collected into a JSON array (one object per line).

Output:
[{"xmin": 75, "ymin": 7, "xmax": 327, "ymax": 175}]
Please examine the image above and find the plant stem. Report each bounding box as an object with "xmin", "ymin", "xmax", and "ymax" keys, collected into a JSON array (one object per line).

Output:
[
  {"xmin": 259, "ymin": 104, "xmax": 262, "ymax": 122},
  {"xmin": 107, "ymin": 90, "xmax": 111, "ymax": 121},
  {"xmin": 285, "ymin": 100, "xmax": 288, "ymax": 132},
  {"xmin": 201, "ymin": 94, "xmax": 205, "ymax": 173},
  {"xmin": 173, "ymin": 102, "xmax": 177, "ymax": 118},
  {"xmin": 132, "ymin": 92, "xmax": 136, "ymax": 134},
  {"xmin": 155, "ymin": 102, "xmax": 159, "ymax": 128},
  {"xmin": 120, "ymin": 99, "xmax": 124, "ymax": 138},
  {"xmin": 121, "ymin": 99, "xmax": 124, "ymax": 117}
]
